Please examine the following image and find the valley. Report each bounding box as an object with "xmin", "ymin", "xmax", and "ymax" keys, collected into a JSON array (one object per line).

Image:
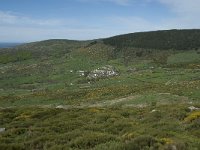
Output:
[{"xmin": 0, "ymin": 30, "xmax": 200, "ymax": 150}]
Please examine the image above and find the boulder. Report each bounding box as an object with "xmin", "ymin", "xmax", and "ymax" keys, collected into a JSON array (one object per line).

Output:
[
  {"xmin": 77, "ymin": 70, "xmax": 85, "ymax": 76},
  {"xmin": 188, "ymin": 106, "xmax": 200, "ymax": 111},
  {"xmin": 56, "ymin": 105, "xmax": 65, "ymax": 109},
  {"xmin": 0, "ymin": 128, "xmax": 5, "ymax": 133},
  {"xmin": 87, "ymin": 65, "xmax": 119, "ymax": 80}
]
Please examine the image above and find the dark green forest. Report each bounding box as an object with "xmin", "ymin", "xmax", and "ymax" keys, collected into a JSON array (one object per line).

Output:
[{"xmin": 104, "ymin": 29, "xmax": 200, "ymax": 50}]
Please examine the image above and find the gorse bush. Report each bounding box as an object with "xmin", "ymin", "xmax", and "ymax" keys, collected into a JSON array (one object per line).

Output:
[
  {"xmin": 184, "ymin": 111, "xmax": 200, "ymax": 123},
  {"xmin": 0, "ymin": 105, "xmax": 199, "ymax": 150},
  {"xmin": 70, "ymin": 132, "xmax": 116, "ymax": 149},
  {"xmin": 0, "ymin": 50, "xmax": 32, "ymax": 64},
  {"xmin": 124, "ymin": 135, "xmax": 161, "ymax": 150}
]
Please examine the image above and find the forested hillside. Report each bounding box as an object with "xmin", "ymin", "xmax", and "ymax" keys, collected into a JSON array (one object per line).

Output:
[{"xmin": 104, "ymin": 29, "xmax": 200, "ymax": 50}]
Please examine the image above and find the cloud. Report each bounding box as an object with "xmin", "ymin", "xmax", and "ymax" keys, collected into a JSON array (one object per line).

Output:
[
  {"xmin": 0, "ymin": 11, "xmax": 108, "ymax": 42},
  {"xmin": 107, "ymin": 16, "xmax": 159, "ymax": 33},
  {"xmin": 155, "ymin": 0, "xmax": 200, "ymax": 29},
  {"xmin": 0, "ymin": 25, "xmax": 111, "ymax": 42},
  {"xmin": 157, "ymin": 0, "xmax": 200, "ymax": 15},
  {"xmin": 99, "ymin": 0, "xmax": 131, "ymax": 5},
  {"xmin": 0, "ymin": 10, "xmax": 87, "ymax": 42},
  {"xmin": 78, "ymin": 0, "xmax": 131, "ymax": 6},
  {"xmin": 0, "ymin": 0, "xmax": 200, "ymax": 42},
  {"xmin": 0, "ymin": 11, "xmax": 73, "ymax": 27},
  {"xmin": 106, "ymin": 12, "xmax": 200, "ymax": 36}
]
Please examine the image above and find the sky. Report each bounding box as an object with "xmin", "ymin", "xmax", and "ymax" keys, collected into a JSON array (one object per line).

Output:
[{"xmin": 0, "ymin": 0, "xmax": 200, "ymax": 42}]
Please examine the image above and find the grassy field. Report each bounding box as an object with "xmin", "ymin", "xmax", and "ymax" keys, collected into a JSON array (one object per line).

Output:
[{"xmin": 0, "ymin": 33, "xmax": 200, "ymax": 149}]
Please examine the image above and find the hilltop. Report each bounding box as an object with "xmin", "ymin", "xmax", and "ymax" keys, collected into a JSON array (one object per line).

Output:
[{"xmin": 104, "ymin": 29, "xmax": 200, "ymax": 50}]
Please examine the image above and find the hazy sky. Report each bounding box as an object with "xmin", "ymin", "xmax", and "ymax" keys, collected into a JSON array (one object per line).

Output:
[{"xmin": 0, "ymin": 0, "xmax": 200, "ymax": 42}]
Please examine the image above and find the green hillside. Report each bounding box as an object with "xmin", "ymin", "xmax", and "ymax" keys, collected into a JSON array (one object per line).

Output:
[
  {"xmin": 104, "ymin": 29, "xmax": 200, "ymax": 50},
  {"xmin": 0, "ymin": 30, "xmax": 200, "ymax": 150}
]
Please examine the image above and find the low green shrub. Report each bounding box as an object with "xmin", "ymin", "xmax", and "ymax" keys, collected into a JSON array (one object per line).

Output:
[{"xmin": 124, "ymin": 135, "xmax": 162, "ymax": 150}]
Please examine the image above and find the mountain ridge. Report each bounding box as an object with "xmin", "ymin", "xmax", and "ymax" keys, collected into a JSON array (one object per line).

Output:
[
  {"xmin": 103, "ymin": 29, "xmax": 200, "ymax": 50},
  {"xmin": 1, "ymin": 29, "xmax": 200, "ymax": 51}
]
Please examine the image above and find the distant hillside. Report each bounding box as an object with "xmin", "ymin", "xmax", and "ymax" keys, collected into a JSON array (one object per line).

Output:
[
  {"xmin": 103, "ymin": 29, "xmax": 200, "ymax": 50},
  {"xmin": 0, "ymin": 39, "xmax": 91, "ymax": 64},
  {"xmin": 1, "ymin": 29, "xmax": 200, "ymax": 64},
  {"xmin": 0, "ymin": 43, "xmax": 23, "ymax": 48},
  {"xmin": 14, "ymin": 39, "xmax": 89, "ymax": 52}
]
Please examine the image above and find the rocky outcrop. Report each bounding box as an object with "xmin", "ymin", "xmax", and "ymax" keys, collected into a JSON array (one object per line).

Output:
[
  {"xmin": 77, "ymin": 70, "xmax": 85, "ymax": 76},
  {"xmin": 0, "ymin": 128, "xmax": 5, "ymax": 133},
  {"xmin": 188, "ymin": 106, "xmax": 200, "ymax": 111},
  {"xmin": 87, "ymin": 65, "xmax": 119, "ymax": 80}
]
